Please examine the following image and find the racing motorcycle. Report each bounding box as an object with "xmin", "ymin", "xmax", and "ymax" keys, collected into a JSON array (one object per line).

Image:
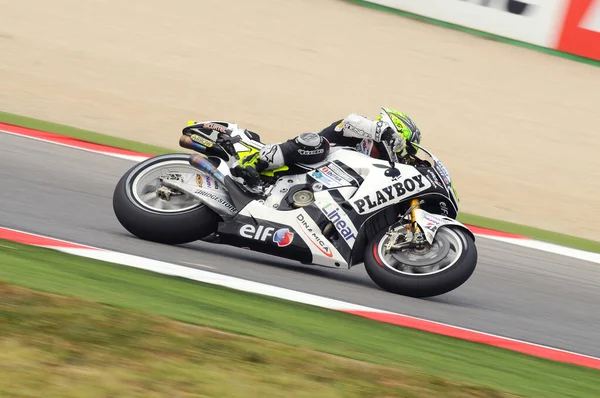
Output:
[{"xmin": 112, "ymin": 121, "xmax": 478, "ymax": 297}]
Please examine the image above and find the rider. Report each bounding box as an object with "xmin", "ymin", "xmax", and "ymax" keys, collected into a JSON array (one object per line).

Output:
[{"xmin": 231, "ymin": 108, "xmax": 422, "ymax": 188}]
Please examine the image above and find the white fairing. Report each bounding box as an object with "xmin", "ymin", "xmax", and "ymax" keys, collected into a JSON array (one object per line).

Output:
[
  {"xmin": 413, "ymin": 209, "xmax": 471, "ymax": 245},
  {"xmin": 238, "ymin": 201, "xmax": 348, "ymax": 268},
  {"xmin": 229, "ymin": 147, "xmax": 434, "ymax": 268},
  {"xmin": 313, "ymin": 191, "xmax": 359, "ymax": 247},
  {"xmin": 416, "ymin": 144, "xmax": 460, "ymax": 207},
  {"xmin": 322, "ymin": 150, "xmax": 432, "ymax": 215}
]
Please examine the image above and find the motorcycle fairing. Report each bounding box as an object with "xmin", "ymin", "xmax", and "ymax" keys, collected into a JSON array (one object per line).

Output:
[
  {"xmin": 412, "ymin": 209, "xmax": 475, "ymax": 245},
  {"xmin": 216, "ymin": 215, "xmax": 315, "ymax": 264},
  {"xmin": 224, "ymin": 201, "xmax": 350, "ymax": 268}
]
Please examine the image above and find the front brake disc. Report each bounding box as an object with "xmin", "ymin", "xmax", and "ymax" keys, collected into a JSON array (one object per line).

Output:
[{"xmin": 390, "ymin": 236, "xmax": 451, "ymax": 267}]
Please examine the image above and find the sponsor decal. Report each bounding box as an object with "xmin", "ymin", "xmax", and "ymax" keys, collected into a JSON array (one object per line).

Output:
[
  {"xmin": 440, "ymin": 201, "xmax": 449, "ymax": 216},
  {"xmin": 374, "ymin": 120, "xmax": 385, "ymax": 141},
  {"xmin": 434, "ymin": 160, "xmax": 452, "ymax": 185},
  {"xmin": 344, "ymin": 123, "xmax": 369, "ymax": 137},
  {"xmin": 390, "ymin": 170, "xmax": 403, "ymax": 181},
  {"xmin": 194, "ymin": 190, "xmax": 237, "ymax": 212},
  {"xmin": 557, "ymin": 0, "xmax": 600, "ymax": 60},
  {"xmin": 261, "ymin": 145, "xmax": 278, "ymax": 163},
  {"xmin": 311, "ymin": 171, "xmax": 340, "ymax": 188},
  {"xmin": 205, "ymin": 176, "xmax": 218, "ymax": 189},
  {"xmin": 462, "ymin": 0, "xmax": 535, "ymax": 15},
  {"xmin": 273, "ymin": 228, "xmax": 295, "ymax": 247},
  {"xmin": 420, "ymin": 212, "xmax": 441, "ymax": 231},
  {"xmin": 326, "ymin": 163, "xmax": 354, "ymax": 183},
  {"xmin": 353, "ymin": 175, "xmax": 427, "ymax": 214},
  {"xmin": 298, "ymin": 148, "xmax": 325, "ymax": 155},
  {"xmin": 358, "ymin": 138, "xmax": 373, "ymax": 156},
  {"xmin": 196, "ymin": 175, "xmax": 218, "ymax": 189},
  {"xmin": 426, "ymin": 169, "xmax": 443, "ymax": 189},
  {"xmin": 190, "ymin": 134, "xmax": 214, "ymax": 148},
  {"xmin": 373, "ymin": 0, "xmax": 565, "ymax": 47},
  {"xmin": 239, "ymin": 225, "xmax": 294, "ymax": 247},
  {"xmin": 201, "ymin": 123, "xmax": 228, "ymax": 134},
  {"xmin": 372, "ymin": 0, "xmax": 561, "ymax": 48},
  {"xmin": 296, "ymin": 214, "xmax": 334, "ymax": 258},
  {"xmin": 319, "ymin": 202, "xmax": 358, "ymax": 246},
  {"xmin": 310, "ymin": 163, "xmax": 354, "ymax": 189}
]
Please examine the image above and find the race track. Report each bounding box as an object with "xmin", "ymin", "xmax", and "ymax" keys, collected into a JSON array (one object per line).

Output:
[{"xmin": 2, "ymin": 132, "xmax": 600, "ymax": 357}]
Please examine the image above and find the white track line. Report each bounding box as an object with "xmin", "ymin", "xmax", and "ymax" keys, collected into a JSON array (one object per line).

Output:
[{"xmin": 1, "ymin": 225, "xmax": 599, "ymax": 370}]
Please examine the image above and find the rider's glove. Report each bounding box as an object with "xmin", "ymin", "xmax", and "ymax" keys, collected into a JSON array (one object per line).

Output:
[{"xmin": 381, "ymin": 127, "xmax": 407, "ymax": 157}]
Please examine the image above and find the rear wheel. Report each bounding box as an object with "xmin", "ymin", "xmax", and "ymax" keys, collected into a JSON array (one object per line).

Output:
[
  {"xmin": 364, "ymin": 226, "xmax": 477, "ymax": 297},
  {"xmin": 112, "ymin": 154, "xmax": 220, "ymax": 244}
]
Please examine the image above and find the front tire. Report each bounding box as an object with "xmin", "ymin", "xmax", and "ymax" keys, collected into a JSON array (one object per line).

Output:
[
  {"xmin": 112, "ymin": 154, "xmax": 220, "ymax": 244},
  {"xmin": 364, "ymin": 226, "xmax": 477, "ymax": 297}
]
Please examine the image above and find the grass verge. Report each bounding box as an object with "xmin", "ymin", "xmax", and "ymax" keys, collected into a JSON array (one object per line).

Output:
[
  {"xmin": 1, "ymin": 110, "xmax": 599, "ymax": 252},
  {"xmin": 0, "ymin": 111, "xmax": 172, "ymax": 156},
  {"xmin": 2, "ymin": 282, "xmax": 515, "ymax": 398},
  {"xmin": 343, "ymin": 0, "xmax": 600, "ymax": 68},
  {"xmin": 1, "ymin": 240, "xmax": 599, "ymax": 397},
  {"xmin": 456, "ymin": 213, "xmax": 600, "ymax": 254}
]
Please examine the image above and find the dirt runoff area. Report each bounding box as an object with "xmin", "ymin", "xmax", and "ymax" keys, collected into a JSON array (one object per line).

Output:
[{"xmin": 1, "ymin": 0, "xmax": 599, "ymax": 240}]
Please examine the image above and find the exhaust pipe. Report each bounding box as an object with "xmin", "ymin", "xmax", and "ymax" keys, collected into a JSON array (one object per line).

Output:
[
  {"xmin": 180, "ymin": 134, "xmax": 232, "ymax": 161},
  {"xmin": 189, "ymin": 154, "xmax": 226, "ymax": 185},
  {"xmin": 179, "ymin": 135, "xmax": 208, "ymax": 153}
]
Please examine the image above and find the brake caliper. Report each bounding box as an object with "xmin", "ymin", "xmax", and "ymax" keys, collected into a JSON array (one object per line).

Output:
[
  {"xmin": 156, "ymin": 186, "xmax": 173, "ymax": 201},
  {"xmin": 384, "ymin": 228, "xmax": 412, "ymax": 254}
]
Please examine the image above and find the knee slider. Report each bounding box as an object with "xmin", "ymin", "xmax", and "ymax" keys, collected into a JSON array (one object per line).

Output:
[
  {"xmin": 294, "ymin": 133, "xmax": 329, "ymax": 162},
  {"xmin": 281, "ymin": 133, "xmax": 330, "ymax": 164},
  {"xmin": 295, "ymin": 133, "xmax": 329, "ymax": 153}
]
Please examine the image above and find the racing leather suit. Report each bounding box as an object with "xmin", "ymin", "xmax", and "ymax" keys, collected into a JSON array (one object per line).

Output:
[{"xmin": 234, "ymin": 114, "xmax": 405, "ymax": 186}]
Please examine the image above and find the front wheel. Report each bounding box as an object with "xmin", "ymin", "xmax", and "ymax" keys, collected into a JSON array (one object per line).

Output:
[
  {"xmin": 364, "ymin": 226, "xmax": 477, "ymax": 297},
  {"xmin": 113, "ymin": 153, "xmax": 220, "ymax": 244}
]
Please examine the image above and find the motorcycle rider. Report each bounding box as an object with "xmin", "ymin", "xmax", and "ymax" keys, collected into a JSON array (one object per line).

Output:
[{"xmin": 231, "ymin": 108, "xmax": 422, "ymax": 188}]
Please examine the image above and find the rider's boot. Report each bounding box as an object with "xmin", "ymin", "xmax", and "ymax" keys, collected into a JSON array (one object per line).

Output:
[
  {"xmin": 231, "ymin": 135, "xmax": 328, "ymax": 190},
  {"xmin": 231, "ymin": 150, "xmax": 272, "ymax": 190}
]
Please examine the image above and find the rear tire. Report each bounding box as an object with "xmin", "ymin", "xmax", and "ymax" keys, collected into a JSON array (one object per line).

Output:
[
  {"xmin": 112, "ymin": 154, "xmax": 220, "ymax": 244},
  {"xmin": 364, "ymin": 226, "xmax": 477, "ymax": 297}
]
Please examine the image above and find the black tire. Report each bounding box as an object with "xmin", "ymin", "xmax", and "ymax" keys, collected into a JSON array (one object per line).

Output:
[
  {"xmin": 364, "ymin": 226, "xmax": 477, "ymax": 297},
  {"xmin": 112, "ymin": 154, "xmax": 220, "ymax": 244}
]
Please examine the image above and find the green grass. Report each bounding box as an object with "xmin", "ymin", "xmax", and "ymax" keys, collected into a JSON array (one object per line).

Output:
[
  {"xmin": 1, "ymin": 240, "xmax": 599, "ymax": 398},
  {"xmin": 0, "ymin": 111, "xmax": 173, "ymax": 155},
  {"xmin": 1, "ymin": 110, "xmax": 599, "ymax": 252},
  {"xmin": 457, "ymin": 213, "xmax": 600, "ymax": 253},
  {"xmin": 343, "ymin": 0, "xmax": 600, "ymax": 68},
  {"xmin": 2, "ymin": 282, "xmax": 517, "ymax": 398}
]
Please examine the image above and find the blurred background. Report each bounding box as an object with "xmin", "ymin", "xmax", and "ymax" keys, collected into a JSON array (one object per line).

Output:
[
  {"xmin": 2, "ymin": 1, "xmax": 600, "ymax": 397},
  {"xmin": 1, "ymin": 0, "xmax": 599, "ymax": 239}
]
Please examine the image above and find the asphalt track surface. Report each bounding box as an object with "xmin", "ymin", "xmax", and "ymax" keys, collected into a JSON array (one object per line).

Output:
[{"xmin": 2, "ymin": 133, "xmax": 600, "ymax": 357}]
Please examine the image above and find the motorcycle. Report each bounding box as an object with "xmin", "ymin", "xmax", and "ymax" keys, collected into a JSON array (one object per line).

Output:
[{"xmin": 113, "ymin": 121, "xmax": 477, "ymax": 297}]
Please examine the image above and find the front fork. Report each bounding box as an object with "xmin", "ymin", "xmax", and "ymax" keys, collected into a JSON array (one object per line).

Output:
[
  {"xmin": 385, "ymin": 198, "xmax": 425, "ymax": 254},
  {"xmin": 409, "ymin": 198, "xmax": 422, "ymax": 232}
]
